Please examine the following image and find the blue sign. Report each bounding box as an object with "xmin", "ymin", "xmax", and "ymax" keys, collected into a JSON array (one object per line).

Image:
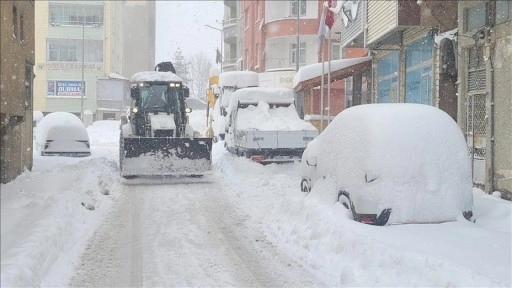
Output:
[{"xmin": 56, "ymin": 81, "xmax": 85, "ymax": 97}]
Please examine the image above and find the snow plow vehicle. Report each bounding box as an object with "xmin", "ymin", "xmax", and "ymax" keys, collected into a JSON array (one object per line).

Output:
[{"xmin": 119, "ymin": 62, "xmax": 212, "ymax": 178}]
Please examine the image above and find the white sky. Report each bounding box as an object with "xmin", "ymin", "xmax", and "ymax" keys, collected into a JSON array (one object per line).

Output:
[{"xmin": 155, "ymin": 1, "xmax": 224, "ymax": 65}]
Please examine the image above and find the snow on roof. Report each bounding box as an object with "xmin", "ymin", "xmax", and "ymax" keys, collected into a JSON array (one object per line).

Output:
[
  {"xmin": 292, "ymin": 56, "xmax": 372, "ymax": 88},
  {"xmin": 130, "ymin": 71, "xmax": 183, "ymax": 82},
  {"xmin": 109, "ymin": 73, "xmax": 128, "ymax": 80},
  {"xmin": 305, "ymin": 103, "xmax": 473, "ymax": 224},
  {"xmin": 218, "ymin": 71, "xmax": 259, "ymax": 88},
  {"xmin": 434, "ymin": 28, "xmax": 458, "ymax": 45},
  {"xmin": 227, "ymin": 87, "xmax": 296, "ymax": 112}
]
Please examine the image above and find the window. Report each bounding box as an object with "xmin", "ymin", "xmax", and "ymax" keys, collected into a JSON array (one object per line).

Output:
[
  {"xmin": 405, "ymin": 36, "xmax": 433, "ymax": 105},
  {"xmin": 49, "ymin": 3, "xmax": 104, "ymax": 26},
  {"xmin": 496, "ymin": 0, "xmax": 512, "ymax": 24},
  {"xmin": 332, "ymin": 43, "xmax": 341, "ymax": 60},
  {"xmin": 291, "ymin": 42, "xmax": 306, "ymax": 66},
  {"xmin": 13, "ymin": 5, "xmax": 18, "ymax": 38},
  {"xmin": 255, "ymin": 43, "xmax": 259, "ymax": 68},
  {"xmin": 291, "ymin": 0, "xmax": 307, "ymax": 16},
  {"xmin": 465, "ymin": 3, "xmax": 488, "ymax": 32},
  {"xmin": 244, "ymin": 9, "xmax": 249, "ymax": 28},
  {"xmin": 47, "ymin": 39, "xmax": 103, "ymax": 62},
  {"xmin": 377, "ymin": 51, "xmax": 399, "ymax": 103}
]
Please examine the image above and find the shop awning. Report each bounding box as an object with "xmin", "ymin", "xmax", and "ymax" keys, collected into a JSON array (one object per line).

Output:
[{"xmin": 293, "ymin": 56, "xmax": 372, "ymax": 91}]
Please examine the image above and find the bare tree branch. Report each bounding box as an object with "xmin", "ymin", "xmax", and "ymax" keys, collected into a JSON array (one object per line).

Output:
[{"xmin": 189, "ymin": 52, "xmax": 212, "ymax": 100}]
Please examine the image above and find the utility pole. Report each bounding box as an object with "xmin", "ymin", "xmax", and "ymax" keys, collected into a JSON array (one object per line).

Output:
[
  {"xmin": 81, "ymin": 21, "xmax": 85, "ymax": 119},
  {"xmin": 296, "ymin": 0, "xmax": 300, "ymax": 72}
]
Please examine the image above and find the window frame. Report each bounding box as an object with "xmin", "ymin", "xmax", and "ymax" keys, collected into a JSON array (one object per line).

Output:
[{"xmin": 290, "ymin": 42, "xmax": 306, "ymax": 66}]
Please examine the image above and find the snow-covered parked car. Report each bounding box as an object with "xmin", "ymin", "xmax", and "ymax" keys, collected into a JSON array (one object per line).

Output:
[
  {"xmin": 225, "ymin": 87, "xmax": 318, "ymax": 163},
  {"xmin": 300, "ymin": 103, "xmax": 473, "ymax": 226},
  {"xmin": 36, "ymin": 112, "xmax": 91, "ymax": 157}
]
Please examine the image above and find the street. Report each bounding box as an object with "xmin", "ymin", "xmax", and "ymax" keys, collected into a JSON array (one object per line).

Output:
[{"xmin": 70, "ymin": 179, "xmax": 323, "ymax": 287}]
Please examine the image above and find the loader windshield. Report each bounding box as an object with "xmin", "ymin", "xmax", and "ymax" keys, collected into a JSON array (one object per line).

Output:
[{"xmin": 139, "ymin": 84, "xmax": 181, "ymax": 114}]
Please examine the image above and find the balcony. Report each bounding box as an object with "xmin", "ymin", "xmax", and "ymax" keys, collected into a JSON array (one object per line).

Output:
[
  {"xmin": 366, "ymin": 0, "xmax": 421, "ymax": 49},
  {"xmin": 223, "ymin": 18, "xmax": 238, "ymax": 44},
  {"xmin": 339, "ymin": 1, "xmax": 365, "ymax": 48},
  {"xmin": 224, "ymin": 0, "xmax": 236, "ymax": 9}
]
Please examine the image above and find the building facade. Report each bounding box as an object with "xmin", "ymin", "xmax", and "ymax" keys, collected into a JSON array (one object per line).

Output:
[
  {"xmin": 0, "ymin": 1, "xmax": 35, "ymax": 183},
  {"xmin": 222, "ymin": 0, "xmax": 337, "ymax": 73},
  {"xmin": 331, "ymin": 0, "xmax": 511, "ymax": 198},
  {"xmin": 457, "ymin": 0, "xmax": 512, "ymax": 198},
  {"xmin": 33, "ymin": 0, "xmax": 155, "ymax": 120}
]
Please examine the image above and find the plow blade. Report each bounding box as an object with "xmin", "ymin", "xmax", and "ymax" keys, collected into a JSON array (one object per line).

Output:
[{"xmin": 120, "ymin": 137, "xmax": 212, "ymax": 177}]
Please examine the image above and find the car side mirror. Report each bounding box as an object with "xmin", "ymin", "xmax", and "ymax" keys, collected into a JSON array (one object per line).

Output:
[{"xmin": 306, "ymin": 156, "xmax": 317, "ymax": 167}]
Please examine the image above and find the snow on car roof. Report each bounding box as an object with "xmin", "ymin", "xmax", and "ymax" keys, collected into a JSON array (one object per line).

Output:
[
  {"xmin": 292, "ymin": 56, "xmax": 372, "ymax": 88},
  {"xmin": 36, "ymin": 112, "xmax": 90, "ymax": 145},
  {"xmin": 130, "ymin": 71, "xmax": 183, "ymax": 82},
  {"xmin": 305, "ymin": 103, "xmax": 472, "ymax": 224},
  {"xmin": 236, "ymin": 101, "xmax": 317, "ymax": 132},
  {"xmin": 227, "ymin": 87, "xmax": 296, "ymax": 112},
  {"xmin": 218, "ymin": 71, "xmax": 259, "ymax": 88}
]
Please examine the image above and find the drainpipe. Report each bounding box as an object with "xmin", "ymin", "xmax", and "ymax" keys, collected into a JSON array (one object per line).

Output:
[{"xmin": 484, "ymin": 27, "xmax": 495, "ymax": 194}]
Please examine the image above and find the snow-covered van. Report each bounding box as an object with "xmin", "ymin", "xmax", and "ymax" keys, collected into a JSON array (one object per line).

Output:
[
  {"xmin": 210, "ymin": 71, "xmax": 259, "ymax": 141},
  {"xmin": 225, "ymin": 87, "xmax": 318, "ymax": 163}
]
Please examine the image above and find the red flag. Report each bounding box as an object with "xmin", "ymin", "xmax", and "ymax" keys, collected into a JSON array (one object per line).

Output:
[
  {"xmin": 216, "ymin": 48, "xmax": 222, "ymax": 64},
  {"xmin": 325, "ymin": 0, "xmax": 335, "ymax": 29}
]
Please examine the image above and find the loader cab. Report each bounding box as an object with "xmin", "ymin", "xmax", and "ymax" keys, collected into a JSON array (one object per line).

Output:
[{"xmin": 130, "ymin": 81, "xmax": 187, "ymax": 116}]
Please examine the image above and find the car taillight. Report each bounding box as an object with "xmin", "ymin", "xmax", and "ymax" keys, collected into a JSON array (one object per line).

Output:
[
  {"xmin": 250, "ymin": 155, "xmax": 266, "ymax": 162},
  {"xmin": 359, "ymin": 215, "xmax": 377, "ymax": 224}
]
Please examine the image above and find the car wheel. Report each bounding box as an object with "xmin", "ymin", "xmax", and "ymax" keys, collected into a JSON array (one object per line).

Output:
[
  {"xmin": 338, "ymin": 191, "xmax": 355, "ymax": 220},
  {"xmin": 300, "ymin": 179, "xmax": 311, "ymax": 193}
]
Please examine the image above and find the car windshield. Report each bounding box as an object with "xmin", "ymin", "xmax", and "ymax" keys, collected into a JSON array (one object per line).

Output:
[{"xmin": 3, "ymin": 1, "xmax": 511, "ymax": 288}]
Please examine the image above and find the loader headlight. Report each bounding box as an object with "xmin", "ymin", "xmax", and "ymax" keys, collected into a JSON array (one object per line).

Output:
[{"xmin": 132, "ymin": 107, "xmax": 138, "ymax": 113}]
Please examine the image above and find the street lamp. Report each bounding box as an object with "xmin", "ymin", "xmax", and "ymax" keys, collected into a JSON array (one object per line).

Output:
[{"xmin": 204, "ymin": 24, "xmax": 223, "ymax": 72}]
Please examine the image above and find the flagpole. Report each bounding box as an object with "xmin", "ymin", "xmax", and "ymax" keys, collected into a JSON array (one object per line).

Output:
[{"xmin": 327, "ymin": 28, "xmax": 331, "ymax": 125}]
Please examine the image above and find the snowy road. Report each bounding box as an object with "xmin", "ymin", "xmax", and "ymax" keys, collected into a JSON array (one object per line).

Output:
[{"xmin": 70, "ymin": 179, "xmax": 323, "ymax": 287}]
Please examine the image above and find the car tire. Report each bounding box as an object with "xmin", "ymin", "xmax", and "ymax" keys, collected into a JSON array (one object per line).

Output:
[
  {"xmin": 300, "ymin": 179, "xmax": 311, "ymax": 193},
  {"xmin": 338, "ymin": 192, "xmax": 355, "ymax": 220}
]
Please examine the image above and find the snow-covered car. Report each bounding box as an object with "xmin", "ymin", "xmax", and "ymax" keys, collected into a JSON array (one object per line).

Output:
[
  {"xmin": 225, "ymin": 87, "xmax": 318, "ymax": 163},
  {"xmin": 300, "ymin": 103, "xmax": 473, "ymax": 226},
  {"xmin": 36, "ymin": 112, "xmax": 91, "ymax": 157}
]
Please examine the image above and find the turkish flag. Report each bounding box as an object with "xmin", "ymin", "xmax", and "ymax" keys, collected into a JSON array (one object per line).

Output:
[{"xmin": 325, "ymin": 0, "xmax": 335, "ymax": 29}]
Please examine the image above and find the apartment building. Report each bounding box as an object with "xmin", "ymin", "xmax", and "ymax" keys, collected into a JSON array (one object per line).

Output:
[
  {"xmin": 0, "ymin": 1, "xmax": 35, "ymax": 183},
  {"xmin": 33, "ymin": 0, "xmax": 155, "ymax": 120},
  {"xmin": 223, "ymin": 0, "xmax": 337, "ymax": 72}
]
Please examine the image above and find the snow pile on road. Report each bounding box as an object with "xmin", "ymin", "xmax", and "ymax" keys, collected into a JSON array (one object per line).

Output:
[{"xmin": 1, "ymin": 121, "xmax": 121, "ymax": 287}]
